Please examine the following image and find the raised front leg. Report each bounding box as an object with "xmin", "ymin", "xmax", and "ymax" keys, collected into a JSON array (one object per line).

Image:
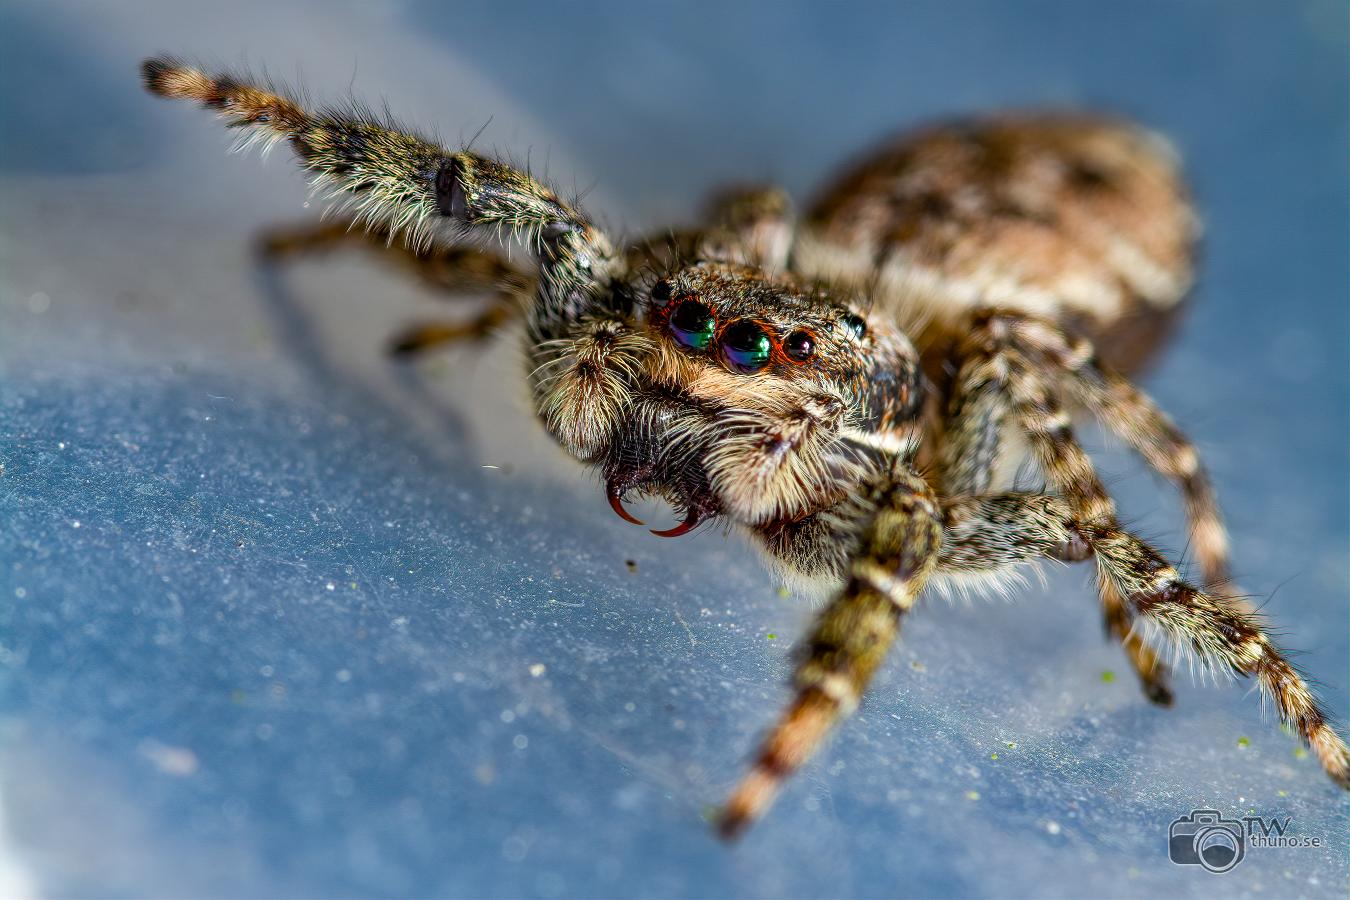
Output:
[{"xmin": 141, "ymin": 58, "xmax": 618, "ymax": 341}]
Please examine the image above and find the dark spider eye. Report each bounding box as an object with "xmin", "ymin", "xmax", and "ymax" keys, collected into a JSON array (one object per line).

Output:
[
  {"xmin": 784, "ymin": 330, "xmax": 815, "ymax": 362},
  {"xmin": 721, "ymin": 320, "xmax": 772, "ymax": 373},
  {"xmin": 669, "ymin": 298, "xmax": 715, "ymax": 350},
  {"xmin": 840, "ymin": 312, "xmax": 867, "ymax": 339},
  {"xmin": 651, "ymin": 280, "xmax": 671, "ymax": 303}
]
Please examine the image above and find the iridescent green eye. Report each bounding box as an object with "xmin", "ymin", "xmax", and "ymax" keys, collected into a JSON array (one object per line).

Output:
[
  {"xmin": 669, "ymin": 298, "xmax": 715, "ymax": 350},
  {"xmin": 840, "ymin": 312, "xmax": 867, "ymax": 339},
  {"xmin": 721, "ymin": 320, "xmax": 772, "ymax": 373}
]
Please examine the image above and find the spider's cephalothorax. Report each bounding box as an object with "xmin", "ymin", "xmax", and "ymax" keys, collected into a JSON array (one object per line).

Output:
[
  {"xmin": 580, "ymin": 261, "xmax": 926, "ymax": 546},
  {"xmin": 141, "ymin": 59, "xmax": 1350, "ymax": 838}
]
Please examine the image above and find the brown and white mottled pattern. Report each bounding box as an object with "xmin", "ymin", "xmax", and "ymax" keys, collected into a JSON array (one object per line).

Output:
[
  {"xmin": 142, "ymin": 58, "xmax": 1349, "ymax": 840},
  {"xmin": 797, "ymin": 114, "xmax": 1198, "ymax": 375}
]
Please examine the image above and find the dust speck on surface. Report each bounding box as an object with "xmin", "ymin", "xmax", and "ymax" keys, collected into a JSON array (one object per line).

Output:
[{"xmin": 138, "ymin": 739, "xmax": 199, "ymax": 777}]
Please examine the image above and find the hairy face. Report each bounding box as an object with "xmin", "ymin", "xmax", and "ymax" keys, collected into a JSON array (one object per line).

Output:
[{"xmin": 644, "ymin": 262, "xmax": 924, "ymax": 437}]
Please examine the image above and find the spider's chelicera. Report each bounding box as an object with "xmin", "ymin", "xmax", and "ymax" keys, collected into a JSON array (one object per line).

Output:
[{"xmin": 141, "ymin": 57, "xmax": 1350, "ymax": 838}]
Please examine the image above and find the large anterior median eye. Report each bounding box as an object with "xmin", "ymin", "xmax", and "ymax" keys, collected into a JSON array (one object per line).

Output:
[
  {"xmin": 669, "ymin": 298, "xmax": 715, "ymax": 350},
  {"xmin": 721, "ymin": 320, "xmax": 772, "ymax": 373}
]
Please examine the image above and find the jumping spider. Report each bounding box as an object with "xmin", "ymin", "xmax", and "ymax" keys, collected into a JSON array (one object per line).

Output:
[{"xmin": 141, "ymin": 57, "xmax": 1350, "ymax": 837}]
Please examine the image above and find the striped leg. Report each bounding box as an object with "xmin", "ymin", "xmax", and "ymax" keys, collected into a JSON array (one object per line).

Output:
[
  {"xmin": 940, "ymin": 494, "xmax": 1171, "ymax": 702},
  {"xmin": 141, "ymin": 59, "xmax": 616, "ymax": 343},
  {"xmin": 937, "ymin": 492, "xmax": 1348, "ymax": 787},
  {"xmin": 1010, "ymin": 316, "xmax": 1232, "ymax": 590},
  {"xmin": 937, "ymin": 349, "xmax": 1008, "ymax": 497},
  {"xmin": 945, "ymin": 313, "xmax": 1173, "ymax": 702},
  {"xmin": 1006, "ymin": 346, "xmax": 1180, "ymax": 704},
  {"xmin": 721, "ymin": 466, "xmax": 941, "ymax": 838},
  {"xmin": 1090, "ymin": 525, "xmax": 1350, "ymax": 788},
  {"xmin": 258, "ymin": 218, "xmax": 530, "ymax": 355}
]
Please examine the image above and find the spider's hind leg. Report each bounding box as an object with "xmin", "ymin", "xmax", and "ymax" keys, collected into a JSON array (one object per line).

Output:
[
  {"xmin": 935, "ymin": 492, "xmax": 1350, "ymax": 788},
  {"xmin": 940, "ymin": 312, "xmax": 1173, "ymax": 703},
  {"xmin": 1101, "ymin": 580, "xmax": 1173, "ymax": 705},
  {"xmin": 1090, "ymin": 524, "xmax": 1350, "ymax": 788},
  {"xmin": 1010, "ymin": 316, "xmax": 1232, "ymax": 592}
]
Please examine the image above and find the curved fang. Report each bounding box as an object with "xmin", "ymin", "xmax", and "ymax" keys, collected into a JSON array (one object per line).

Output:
[
  {"xmin": 651, "ymin": 506, "xmax": 701, "ymax": 538},
  {"xmin": 607, "ymin": 483, "xmax": 644, "ymax": 526}
]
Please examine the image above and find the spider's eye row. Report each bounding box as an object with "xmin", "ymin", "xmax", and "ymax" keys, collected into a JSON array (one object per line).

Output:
[
  {"xmin": 721, "ymin": 320, "xmax": 772, "ymax": 373},
  {"xmin": 840, "ymin": 312, "xmax": 868, "ymax": 339},
  {"xmin": 783, "ymin": 330, "xmax": 815, "ymax": 362},
  {"xmin": 669, "ymin": 297, "xmax": 716, "ymax": 350}
]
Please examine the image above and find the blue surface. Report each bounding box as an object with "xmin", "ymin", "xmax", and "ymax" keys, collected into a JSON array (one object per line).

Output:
[{"xmin": 2, "ymin": 1, "xmax": 1347, "ymax": 897}]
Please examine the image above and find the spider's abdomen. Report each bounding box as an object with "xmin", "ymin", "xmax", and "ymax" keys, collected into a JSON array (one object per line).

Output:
[{"xmin": 794, "ymin": 114, "xmax": 1199, "ymax": 376}]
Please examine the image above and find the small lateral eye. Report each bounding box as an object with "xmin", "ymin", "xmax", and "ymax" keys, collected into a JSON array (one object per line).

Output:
[
  {"xmin": 783, "ymin": 330, "xmax": 815, "ymax": 362},
  {"xmin": 669, "ymin": 297, "xmax": 715, "ymax": 350},
  {"xmin": 840, "ymin": 312, "xmax": 867, "ymax": 339},
  {"xmin": 721, "ymin": 320, "xmax": 772, "ymax": 373}
]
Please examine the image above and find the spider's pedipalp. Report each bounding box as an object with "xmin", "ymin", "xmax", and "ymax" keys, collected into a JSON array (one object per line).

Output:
[
  {"xmin": 703, "ymin": 388, "xmax": 860, "ymax": 524},
  {"xmin": 531, "ymin": 317, "xmax": 654, "ymax": 459}
]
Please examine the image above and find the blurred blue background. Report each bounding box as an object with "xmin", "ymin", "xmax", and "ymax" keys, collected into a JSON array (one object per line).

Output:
[{"xmin": 1, "ymin": 1, "xmax": 1347, "ymax": 896}]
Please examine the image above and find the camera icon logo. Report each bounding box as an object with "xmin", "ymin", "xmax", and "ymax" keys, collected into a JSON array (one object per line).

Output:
[{"xmin": 1169, "ymin": 809, "xmax": 1246, "ymax": 873}]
